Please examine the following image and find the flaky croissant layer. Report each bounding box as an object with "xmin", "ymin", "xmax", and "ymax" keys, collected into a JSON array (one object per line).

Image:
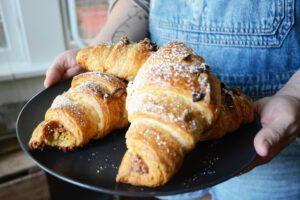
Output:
[
  {"xmin": 29, "ymin": 72, "xmax": 129, "ymax": 151},
  {"xmin": 116, "ymin": 41, "xmax": 253, "ymax": 187},
  {"xmin": 76, "ymin": 37, "xmax": 157, "ymax": 81}
]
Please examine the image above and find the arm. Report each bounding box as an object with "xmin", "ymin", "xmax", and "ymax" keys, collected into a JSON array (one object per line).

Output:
[
  {"xmin": 276, "ymin": 69, "xmax": 300, "ymax": 100},
  {"xmin": 44, "ymin": 0, "xmax": 148, "ymax": 87},
  {"xmin": 91, "ymin": 0, "xmax": 149, "ymax": 44}
]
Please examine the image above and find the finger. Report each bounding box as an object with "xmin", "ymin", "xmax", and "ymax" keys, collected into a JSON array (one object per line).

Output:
[
  {"xmin": 242, "ymin": 123, "xmax": 296, "ymax": 176},
  {"xmin": 62, "ymin": 66, "xmax": 86, "ymax": 80},
  {"xmin": 44, "ymin": 49, "xmax": 80, "ymax": 88},
  {"xmin": 254, "ymin": 125, "xmax": 282, "ymax": 157},
  {"xmin": 44, "ymin": 64, "xmax": 65, "ymax": 88}
]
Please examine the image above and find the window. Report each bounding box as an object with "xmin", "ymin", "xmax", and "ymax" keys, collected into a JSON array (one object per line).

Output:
[
  {"xmin": 0, "ymin": 9, "xmax": 7, "ymax": 49},
  {"xmin": 0, "ymin": 0, "xmax": 27, "ymax": 80},
  {"xmin": 0, "ymin": 0, "xmax": 109, "ymax": 81},
  {"xmin": 62, "ymin": 0, "xmax": 109, "ymax": 49},
  {"xmin": 0, "ymin": 0, "xmax": 65, "ymax": 80}
]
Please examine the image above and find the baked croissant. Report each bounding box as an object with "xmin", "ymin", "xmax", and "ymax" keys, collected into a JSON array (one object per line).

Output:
[
  {"xmin": 116, "ymin": 41, "xmax": 254, "ymax": 187},
  {"xmin": 76, "ymin": 37, "xmax": 157, "ymax": 81},
  {"xmin": 29, "ymin": 72, "xmax": 128, "ymax": 151}
]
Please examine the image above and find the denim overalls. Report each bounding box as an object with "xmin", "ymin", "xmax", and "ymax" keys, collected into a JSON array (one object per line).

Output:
[{"xmin": 149, "ymin": 0, "xmax": 300, "ymax": 199}]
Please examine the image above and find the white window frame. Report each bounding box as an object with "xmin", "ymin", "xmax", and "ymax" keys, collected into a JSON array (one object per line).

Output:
[
  {"xmin": 67, "ymin": 0, "xmax": 85, "ymax": 48},
  {"xmin": 0, "ymin": 0, "xmax": 27, "ymax": 80},
  {"xmin": 62, "ymin": 0, "xmax": 110, "ymax": 49},
  {"xmin": 0, "ymin": 3, "xmax": 10, "ymax": 52},
  {"xmin": 0, "ymin": 0, "xmax": 66, "ymax": 81}
]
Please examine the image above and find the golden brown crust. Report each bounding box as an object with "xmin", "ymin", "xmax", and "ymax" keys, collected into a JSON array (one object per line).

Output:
[
  {"xmin": 200, "ymin": 86, "xmax": 253, "ymax": 141},
  {"xmin": 76, "ymin": 37, "xmax": 157, "ymax": 81},
  {"xmin": 116, "ymin": 122, "xmax": 184, "ymax": 187},
  {"xmin": 116, "ymin": 41, "xmax": 254, "ymax": 187},
  {"xmin": 28, "ymin": 72, "xmax": 129, "ymax": 150}
]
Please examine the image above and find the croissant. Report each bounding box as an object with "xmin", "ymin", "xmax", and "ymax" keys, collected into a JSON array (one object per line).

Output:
[
  {"xmin": 76, "ymin": 37, "xmax": 157, "ymax": 81},
  {"xmin": 116, "ymin": 42, "xmax": 254, "ymax": 187},
  {"xmin": 29, "ymin": 72, "xmax": 128, "ymax": 151}
]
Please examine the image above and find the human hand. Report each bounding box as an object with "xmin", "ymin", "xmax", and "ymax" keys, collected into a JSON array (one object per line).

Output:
[
  {"xmin": 44, "ymin": 49, "xmax": 86, "ymax": 88},
  {"xmin": 243, "ymin": 94, "xmax": 300, "ymax": 172}
]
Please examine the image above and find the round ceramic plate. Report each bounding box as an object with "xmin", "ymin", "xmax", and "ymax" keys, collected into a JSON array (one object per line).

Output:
[{"xmin": 16, "ymin": 79, "xmax": 260, "ymax": 197}]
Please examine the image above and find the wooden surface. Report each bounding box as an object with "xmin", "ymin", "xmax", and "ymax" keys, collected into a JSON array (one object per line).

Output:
[
  {"xmin": 0, "ymin": 150, "xmax": 49, "ymax": 200},
  {"xmin": 0, "ymin": 151, "xmax": 35, "ymax": 178},
  {"xmin": 0, "ymin": 170, "xmax": 50, "ymax": 200}
]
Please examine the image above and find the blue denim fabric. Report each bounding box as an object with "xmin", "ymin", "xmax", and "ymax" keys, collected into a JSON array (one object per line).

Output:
[
  {"xmin": 149, "ymin": 0, "xmax": 300, "ymax": 100},
  {"xmin": 149, "ymin": 0, "xmax": 300, "ymax": 199}
]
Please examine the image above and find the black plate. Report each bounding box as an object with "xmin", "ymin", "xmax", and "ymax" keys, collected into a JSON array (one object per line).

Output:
[{"xmin": 17, "ymin": 79, "xmax": 260, "ymax": 197}]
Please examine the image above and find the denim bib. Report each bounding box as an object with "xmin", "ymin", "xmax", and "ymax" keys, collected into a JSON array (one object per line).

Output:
[{"xmin": 149, "ymin": 0, "xmax": 300, "ymax": 100}]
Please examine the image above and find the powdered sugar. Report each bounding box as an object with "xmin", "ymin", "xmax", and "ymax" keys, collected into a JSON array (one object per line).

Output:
[
  {"xmin": 156, "ymin": 41, "xmax": 196, "ymax": 59},
  {"xmin": 74, "ymin": 81, "xmax": 99, "ymax": 93},
  {"xmin": 74, "ymin": 81, "xmax": 109, "ymax": 97},
  {"xmin": 139, "ymin": 128, "xmax": 173, "ymax": 155},
  {"xmin": 132, "ymin": 41, "xmax": 211, "ymax": 99},
  {"xmin": 74, "ymin": 71, "xmax": 117, "ymax": 82},
  {"xmin": 127, "ymin": 42, "xmax": 215, "ymax": 154},
  {"xmin": 128, "ymin": 93, "xmax": 201, "ymax": 132},
  {"xmin": 51, "ymin": 95, "xmax": 86, "ymax": 125},
  {"xmin": 51, "ymin": 95, "xmax": 73, "ymax": 109}
]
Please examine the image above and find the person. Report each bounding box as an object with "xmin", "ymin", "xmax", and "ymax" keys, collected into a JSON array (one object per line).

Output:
[{"xmin": 45, "ymin": 0, "xmax": 300, "ymax": 199}]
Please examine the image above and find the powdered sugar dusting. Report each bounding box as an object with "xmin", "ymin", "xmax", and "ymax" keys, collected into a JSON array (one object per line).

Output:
[
  {"xmin": 131, "ymin": 41, "xmax": 211, "ymax": 100},
  {"xmin": 74, "ymin": 71, "xmax": 117, "ymax": 82},
  {"xmin": 158, "ymin": 41, "xmax": 197, "ymax": 60},
  {"xmin": 127, "ymin": 42, "xmax": 214, "ymax": 151},
  {"xmin": 128, "ymin": 93, "xmax": 201, "ymax": 133},
  {"xmin": 51, "ymin": 94, "xmax": 86, "ymax": 126},
  {"xmin": 145, "ymin": 129, "xmax": 173, "ymax": 155},
  {"xmin": 51, "ymin": 95, "xmax": 73, "ymax": 109},
  {"xmin": 75, "ymin": 81, "xmax": 99, "ymax": 92},
  {"xmin": 198, "ymin": 73, "xmax": 211, "ymax": 101},
  {"xmin": 133, "ymin": 127, "xmax": 175, "ymax": 156},
  {"xmin": 74, "ymin": 81, "xmax": 109, "ymax": 97}
]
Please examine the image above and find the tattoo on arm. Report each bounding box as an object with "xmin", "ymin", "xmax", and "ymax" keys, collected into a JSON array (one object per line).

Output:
[{"xmin": 111, "ymin": 4, "xmax": 148, "ymax": 42}]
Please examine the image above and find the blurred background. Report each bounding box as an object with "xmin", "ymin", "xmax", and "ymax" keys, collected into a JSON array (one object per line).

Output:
[{"xmin": 0, "ymin": 0, "xmax": 115, "ymax": 199}]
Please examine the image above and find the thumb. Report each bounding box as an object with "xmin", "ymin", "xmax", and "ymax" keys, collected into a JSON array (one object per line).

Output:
[
  {"xmin": 254, "ymin": 120, "xmax": 295, "ymax": 158},
  {"xmin": 62, "ymin": 66, "xmax": 86, "ymax": 80},
  {"xmin": 254, "ymin": 123, "xmax": 284, "ymax": 157}
]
